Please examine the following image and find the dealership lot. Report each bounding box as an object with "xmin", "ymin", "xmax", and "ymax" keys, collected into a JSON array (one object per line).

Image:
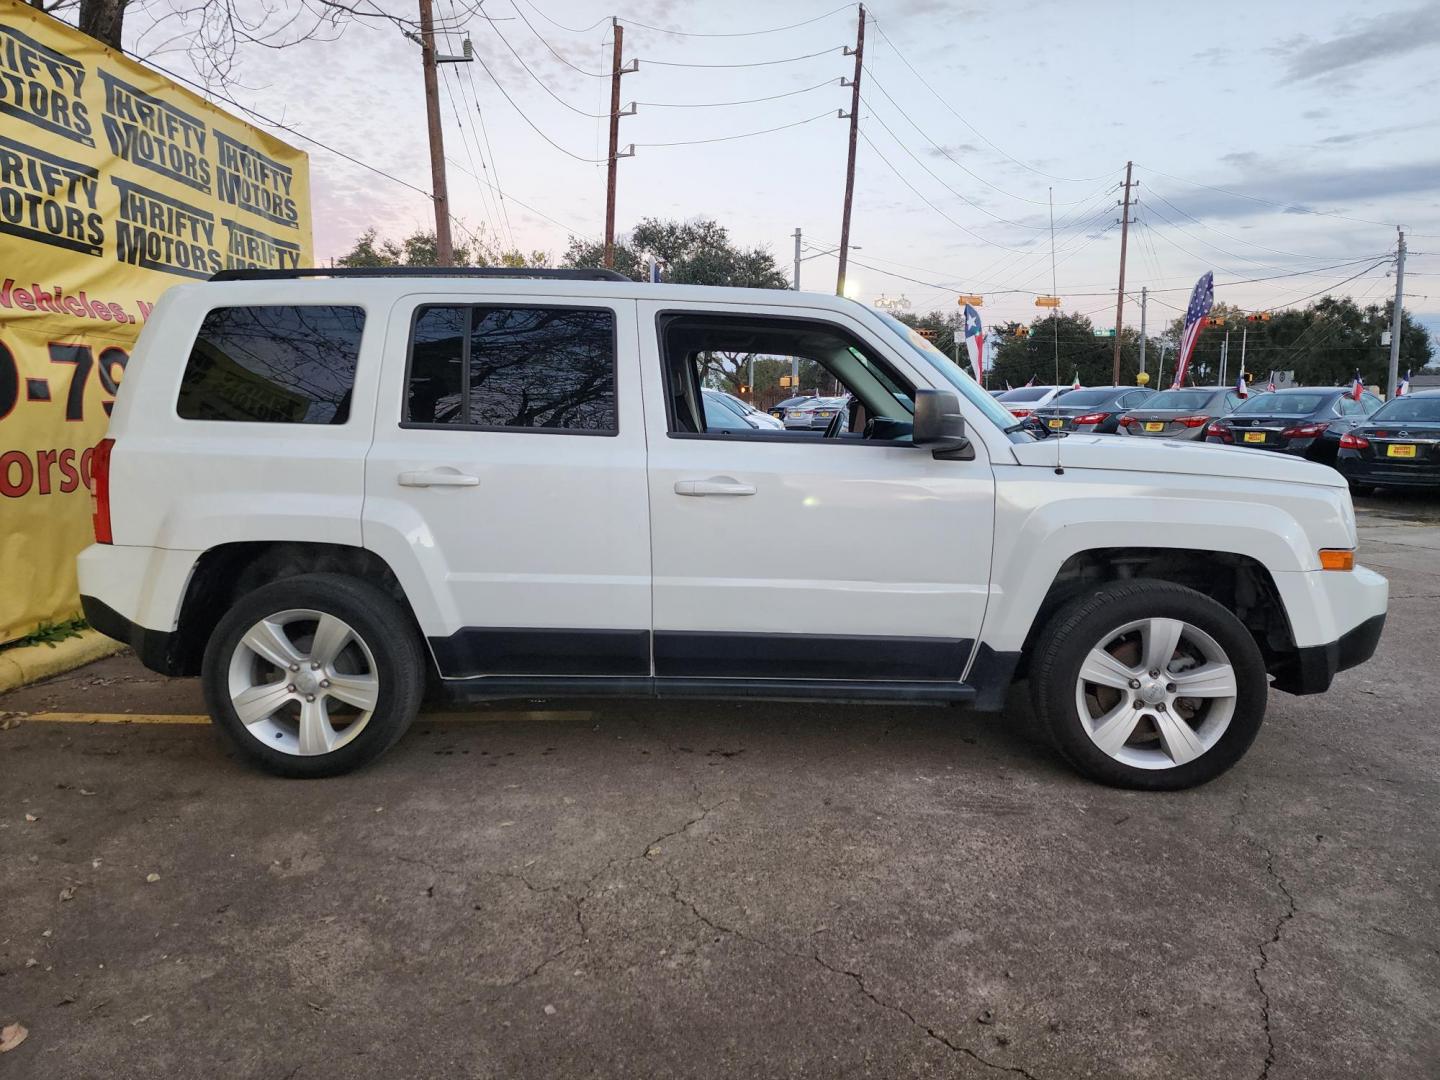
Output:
[{"xmin": 2, "ymin": 494, "xmax": 1438, "ymax": 1079}]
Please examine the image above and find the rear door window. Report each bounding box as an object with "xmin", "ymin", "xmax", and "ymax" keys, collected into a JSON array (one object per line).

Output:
[
  {"xmin": 177, "ymin": 305, "xmax": 365, "ymax": 424},
  {"xmin": 405, "ymin": 305, "xmax": 617, "ymax": 433}
]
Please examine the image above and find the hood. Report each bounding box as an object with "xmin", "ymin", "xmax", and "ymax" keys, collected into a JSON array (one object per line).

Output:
[{"xmin": 1010, "ymin": 433, "xmax": 1346, "ymax": 488}]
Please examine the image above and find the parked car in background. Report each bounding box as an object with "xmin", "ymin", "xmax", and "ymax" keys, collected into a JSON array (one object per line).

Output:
[
  {"xmin": 784, "ymin": 395, "xmax": 849, "ymax": 430},
  {"xmin": 1336, "ymin": 390, "xmax": 1440, "ymax": 493},
  {"xmin": 1118, "ymin": 386, "xmax": 1242, "ymax": 441},
  {"xmin": 769, "ymin": 395, "xmax": 814, "ymax": 422},
  {"xmin": 707, "ymin": 389, "xmax": 783, "ymax": 430},
  {"xmin": 700, "ymin": 390, "xmax": 757, "ymax": 432},
  {"xmin": 1032, "ymin": 386, "xmax": 1154, "ymax": 435},
  {"xmin": 1205, "ymin": 387, "xmax": 1383, "ymax": 464},
  {"xmin": 995, "ymin": 385, "xmax": 1065, "ymax": 419}
]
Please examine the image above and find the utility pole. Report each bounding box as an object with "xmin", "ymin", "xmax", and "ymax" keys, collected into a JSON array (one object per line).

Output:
[
  {"xmin": 1112, "ymin": 160, "xmax": 1135, "ymax": 383},
  {"xmin": 835, "ymin": 5, "xmax": 865, "ymax": 296},
  {"xmin": 791, "ymin": 227, "xmax": 802, "ymax": 390},
  {"xmin": 1138, "ymin": 285, "xmax": 1148, "ymax": 373},
  {"xmin": 1387, "ymin": 228, "xmax": 1407, "ymax": 399},
  {"xmin": 418, "ymin": 0, "xmax": 453, "ymax": 265},
  {"xmin": 1050, "ymin": 187, "xmax": 1060, "ymax": 385},
  {"xmin": 603, "ymin": 19, "xmax": 636, "ymax": 268},
  {"xmin": 1219, "ymin": 329, "xmax": 1230, "ymax": 387},
  {"xmin": 1239, "ymin": 323, "xmax": 1248, "ymax": 383}
]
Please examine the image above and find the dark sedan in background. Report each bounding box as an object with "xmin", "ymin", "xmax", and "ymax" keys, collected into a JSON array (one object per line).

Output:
[
  {"xmin": 1118, "ymin": 386, "xmax": 1242, "ymax": 441},
  {"xmin": 769, "ymin": 396, "xmax": 814, "ymax": 422},
  {"xmin": 1030, "ymin": 385, "xmax": 1154, "ymax": 434},
  {"xmin": 1205, "ymin": 386, "xmax": 1382, "ymax": 464},
  {"xmin": 1337, "ymin": 390, "xmax": 1440, "ymax": 493}
]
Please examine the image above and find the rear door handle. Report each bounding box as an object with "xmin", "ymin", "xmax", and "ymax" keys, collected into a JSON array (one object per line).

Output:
[
  {"xmin": 674, "ymin": 477, "xmax": 756, "ymax": 497},
  {"xmin": 398, "ymin": 469, "xmax": 480, "ymax": 488}
]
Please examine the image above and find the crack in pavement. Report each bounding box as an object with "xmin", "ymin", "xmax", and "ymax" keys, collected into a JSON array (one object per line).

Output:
[{"xmin": 1251, "ymin": 845, "xmax": 1298, "ymax": 1080}]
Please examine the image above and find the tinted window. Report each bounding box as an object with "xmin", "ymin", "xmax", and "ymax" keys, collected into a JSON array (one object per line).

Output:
[
  {"xmin": 1232, "ymin": 392, "xmax": 1328, "ymax": 415},
  {"xmin": 177, "ymin": 305, "xmax": 364, "ymax": 424},
  {"xmin": 702, "ymin": 394, "xmax": 752, "ymax": 431},
  {"xmin": 1053, "ymin": 388, "xmax": 1115, "ymax": 407},
  {"xmin": 1339, "ymin": 396, "xmax": 1367, "ymax": 416},
  {"xmin": 1372, "ymin": 397, "xmax": 1440, "ymax": 422},
  {"xmin": 406, "ymin": 305, "xmax": 616, "ymax": 432},
  {"xmin": 1146, "ymin": 389, "xmax": 1214, "ymax": 411},
  {"xmin": 998, "ymin": 386, "xmax": 1052, "ymax": 403}
]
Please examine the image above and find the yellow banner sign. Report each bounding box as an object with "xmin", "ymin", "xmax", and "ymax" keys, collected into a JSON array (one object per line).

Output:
[
  {"xmin": 1034, "ymin": 296, "xmax": 1061, "ymax": 308},
  {"xmin": 0, "ymin": 1, "xmax": 313, "ymax": 642}
]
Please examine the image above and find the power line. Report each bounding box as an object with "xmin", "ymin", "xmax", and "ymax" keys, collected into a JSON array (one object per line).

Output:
[
  {"xmin": 866, "ymin": 14, "xmax": 1116, "ymax": 185},
  {"xmin": 449, "ymin": 0, "xmax": 517, "ymax": 248},
  {"xmin": 1142, "ymin": 185, "xmax": 1374, "ymax": 263},
  {"xmin": 637, "ymin": 110, "xmax": 837, "ymax": 147},
  {"xmin": 637, "ymin": 78, "xmax": 841, "ymax": 108},
  {"xmin": 483, "ymin": 13, "xmax": 608, "ymax": 116},
  {"xmin": 510, "ymin": 0, "xmax": 610, "ymax": 35},
  {"xmin": 447, "ymin": 155, "xmax": 595, "ymax": 240},
  {"xmin": 861, "ymin": 67, "xmax": 1107, "ymax": 208},
  {"xmin": 439, "ymin": 63, "xmax": 504, "ymax": 246},
  {"xmin": 640, "ymin": 45, "xmax": 844, "ymax": 68},
  {"xmin": 473, "ymin": 49, "xmax": 608, "ymax": 161},
  {"xmin": 506, "ymin": 0, "xmax": 612, "ymax": 77},
  {"xmin": 620, "ymin": 4, "xmax": 855, "ymax": 37}
]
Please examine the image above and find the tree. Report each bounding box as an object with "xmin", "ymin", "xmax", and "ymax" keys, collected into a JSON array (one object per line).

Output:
[
  {"xmin": 1161, "ymin": 297, "xmax": 1433, "ymax": 388},
  {"xmin": 561, "ymin": 217, "xmax": 791, "ymax": 289},
  {"xmin": 335, "ymin": 227, "xmax": 546, "ymax": 270},
  {"xmin": 991, "ymin": 311, "xmax": 1146, "ymax": 389}
]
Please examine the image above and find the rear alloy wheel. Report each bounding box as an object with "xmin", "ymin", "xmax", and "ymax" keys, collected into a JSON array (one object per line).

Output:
[
  {"xmin": 203, "ymin": 573, "xmax": 424, "ymax": 777},
  {"xmin": 1030, "ymin": 580, "xmax": 1267, "ymax": 790}
]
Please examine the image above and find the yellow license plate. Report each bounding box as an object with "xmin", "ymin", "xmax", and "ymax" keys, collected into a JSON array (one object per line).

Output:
[
  {"xmin": 1243, "ymin": 432, "xmax": 1266, "ymax": 444},
  {"xmin": 1387, "ymin": 444, "xmax": 1417, "ymax": 458},
  {"xmin": 1048, "ymin": 418, "xmax": 1065, "ymax": 428},
  {"xmin": 1144, "ymin": 422, "xmax": 1165, "ymax": 432}
]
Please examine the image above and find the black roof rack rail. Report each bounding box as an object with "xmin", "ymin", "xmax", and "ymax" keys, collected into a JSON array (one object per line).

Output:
[{"xmin": 208, "ymin": 266, "xmax": 633, "ymax": 283}]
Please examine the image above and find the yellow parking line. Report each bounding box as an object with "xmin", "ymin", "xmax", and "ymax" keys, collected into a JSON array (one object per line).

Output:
[{"xmin": 23, "ymin": 710, "xmax": 593, "ymax": 726}]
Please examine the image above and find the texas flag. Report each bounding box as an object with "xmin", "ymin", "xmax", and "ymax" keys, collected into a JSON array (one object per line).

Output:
[
  {"xmin": 1398, "ymin": 370, "xmax": 1411, "ymax": 397},
  {"xmin": 1350, "ymin": 371, "xmax": 1365, "ymax": 401},
  {"xmin": 962, "ymin": 304, "xmax": 984, "ymax": 383}
]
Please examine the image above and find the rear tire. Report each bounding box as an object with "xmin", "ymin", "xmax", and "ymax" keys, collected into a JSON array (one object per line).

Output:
[
  {"xmin": 202, "ymin": 573, "xmax": 425, "ymax": 778},
  {"xmin": 1029, "ymin": 579, "xmax": 1268, "ymax": 790}
]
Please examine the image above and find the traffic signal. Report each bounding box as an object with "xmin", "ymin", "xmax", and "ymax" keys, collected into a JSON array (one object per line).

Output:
[
  {"xmin": 1014, "ymin": 326, "xmax": 1029, "ymax": 339},
  {"xmin": 1245, "ymin": 312, "xmax": 1272, "ymax": 323},
  {"xmin": 1205, "ymin": 316, "xmax": 1226, "ymax": 327},
  {"xmin": 917, "ymin": 328, "xmax": 938, "ymax": 340}
]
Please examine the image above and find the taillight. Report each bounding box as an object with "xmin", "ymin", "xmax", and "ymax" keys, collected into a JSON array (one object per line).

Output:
[
  {"xmin": 1073, "ymin": 412, "xmax": 1109, "ymax": 425},
  {"xmin": 1283, "ymin": 422, "xmax": 1328, "ymax": 439},
  {"xmin": 1338, "ymin": 432, "xmax": 1370, "ymax": 450},
  {"xmin": 91, "ymin": 437, "xmax": 114, "ymax": 544},
  {"xmin": 1175, "ymin": 415, "xmax": 1209, "ymax": 428},
  {"xmin": 1118, "ymin": 415, "xmax": 1135, "ymax": 426},
  {"xmin": 1009, "ymin": 408, "xmax": 1031, "ymax": 418},
  {"xmin": 1207, "ymin": 423, "xmax": 1233, "ymax": 442}
]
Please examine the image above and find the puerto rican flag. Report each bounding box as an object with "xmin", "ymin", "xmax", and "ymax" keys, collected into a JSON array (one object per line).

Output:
[
  {"xmin": 1235, "ymin": 370, "xmax": 1248, "ymax": 398},
  {"xmin": 962, "ymin": 304, "xmax": 984, "ymax": 383},
  {"xmin": 1398, "ymin": 370, "xmax": 1411, "ymax": 397},
  {"xmin": 1171, "ymin": 271, "xmax": 1215, "ymax": 388},
  {"xmin": 1350, "ymin": 371, "xmax": 1365, "ymax": 401}
]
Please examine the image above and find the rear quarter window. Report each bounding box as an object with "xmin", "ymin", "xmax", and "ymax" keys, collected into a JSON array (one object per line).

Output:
[{"xmin": 176, "ymin": 305, "xmax": 365, "ymax": 424}]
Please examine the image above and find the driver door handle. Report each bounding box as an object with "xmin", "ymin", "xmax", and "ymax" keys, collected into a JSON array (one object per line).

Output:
[
  {"xmin": 398, "ymin": 469, "xmax": 480, "ymax": 487},
  {"xmin": 674, "ymin": 477, "xmax": 756, "ymax": 497}
]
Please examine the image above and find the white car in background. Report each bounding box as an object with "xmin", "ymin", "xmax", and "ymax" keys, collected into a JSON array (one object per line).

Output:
[
  {"xmin": 996, "ymin": 385, "xmax": 1066, "ymax": 419},
  {"xmin": 706, "ymin": 389, "xmax": 784, "ymax": 430}
]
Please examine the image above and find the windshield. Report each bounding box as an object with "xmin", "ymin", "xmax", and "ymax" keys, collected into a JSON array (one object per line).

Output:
[
  {"xmin": 1372, "ymin": 397, "xmax": 1440, "ymax": 423},
  {"xmin": 1233, "ymin": 392, "xmax": 1327, "ymax": 416},
  {"xmin": 870, "ymin": 310, "xmax": 1016, "ymax": 431},
  {"xmin": 1051, "ymin": 388, "xmax": 1116, "ymax": 407},
  {"xmin": 998, "ymin": 386, "xmax": 1053, "ymax": 403},
  {"xmin": 1145, "ymin": 389, "xmax": 1218, "ymax": 411}
]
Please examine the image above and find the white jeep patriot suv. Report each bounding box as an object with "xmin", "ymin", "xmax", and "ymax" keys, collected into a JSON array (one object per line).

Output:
[{"xmin": 78, "ymin": 268, "xmax": 1387, "ymax": 789}]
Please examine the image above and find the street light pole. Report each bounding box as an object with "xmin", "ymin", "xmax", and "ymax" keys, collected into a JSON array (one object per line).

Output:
[{"xmin": 1387, "ymin": 228, "xmax": 1407, "ymax": 398}]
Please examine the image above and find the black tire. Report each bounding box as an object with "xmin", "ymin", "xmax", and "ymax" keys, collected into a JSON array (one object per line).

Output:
[
  {"xmin": 1028, "ymin": 579, "xmax": 1268, "ymax": 791},
  {"xmin": 202, "ymin": 573, "xmax": 425, "ymax": 778}
]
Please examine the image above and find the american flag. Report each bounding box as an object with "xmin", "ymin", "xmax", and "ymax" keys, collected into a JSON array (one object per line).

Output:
[
  {"xmin": 962, "ymin": 304, "xmax": 985, "ymax": 383},
  {"xmin": 1171, "ymin": 271, "xmax": 1215, "ymax": 388}
]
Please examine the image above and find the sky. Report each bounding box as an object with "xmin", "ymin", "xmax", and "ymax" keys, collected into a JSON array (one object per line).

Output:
[{"xmin": 116, "ymin": 0, "xmax": 1440, "ymax": 347}]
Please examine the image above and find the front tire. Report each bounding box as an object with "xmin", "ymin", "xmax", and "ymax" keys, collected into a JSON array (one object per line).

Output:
[
  {"xmin": 202, "ymin": 573, "xmax": 425, "ymax": 778},
  {"xmin": 1029, "ymin": 579, "xmax": 1268, "ymax": 790}
]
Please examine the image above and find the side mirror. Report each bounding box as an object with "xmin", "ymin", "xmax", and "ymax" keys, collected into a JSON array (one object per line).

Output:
[{"xmin": 912, "ymin": 388, "xmax": 974, "ymax": 460}]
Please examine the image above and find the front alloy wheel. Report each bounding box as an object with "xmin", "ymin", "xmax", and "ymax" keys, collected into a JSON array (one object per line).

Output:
[{"xmin": 1030, "ymin": 579, "xmax": 1267, "ymax": 790}]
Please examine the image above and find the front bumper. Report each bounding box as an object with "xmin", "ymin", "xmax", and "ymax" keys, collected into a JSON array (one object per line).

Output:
[{"xmin": 1271, "ymin": 612, "xmax": 1385, "ymax": 695}]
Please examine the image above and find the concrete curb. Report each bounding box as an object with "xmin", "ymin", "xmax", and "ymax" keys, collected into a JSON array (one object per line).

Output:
[{"xmin": 0, "ymin": 630, "xmax": 125, "ymax": 695}]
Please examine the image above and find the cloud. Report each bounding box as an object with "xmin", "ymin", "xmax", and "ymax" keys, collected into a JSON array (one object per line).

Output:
[
  {"xmin": 1302, "ymin": 108, "xmax": 1331, "ymax": 120},
  {"xmin": 1150, "ymin": 159, "xmax": 1440, "ymax": 222},
  {"xmin": 1282, "ymin": 5, "xmax": 1440, "ymax": 81},
  {"xmin": 1220, "ymin": 151, "xmax": 1260, "ymax": 169},
  {"xmin": 926, "ymin": 142, "xmax": 981, "ymax": 157}
]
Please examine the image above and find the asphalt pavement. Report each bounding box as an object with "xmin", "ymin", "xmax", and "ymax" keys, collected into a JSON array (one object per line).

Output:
[{"xmin": 2, "ymin": 493, "xmax": 1438, "ymax": 1079}]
